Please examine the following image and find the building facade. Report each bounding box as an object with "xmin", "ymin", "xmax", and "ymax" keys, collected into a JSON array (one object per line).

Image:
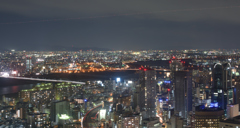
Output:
[
  {"xmin": 139, "ymin": 67, "xmax": 157, "ymax": 118},
  {"xmin": 212, "ymin": 63, "xmax": 232, "ymax": 110},
  {"xmin": 195, "ymin": 108, "xmax": 224, "ymax": 128},
  {"xmin": 174, "ymin": 71, "xmax": 192, "ymax": 118}
]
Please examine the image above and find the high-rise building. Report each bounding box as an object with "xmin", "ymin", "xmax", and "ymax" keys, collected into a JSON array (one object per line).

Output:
[
  {"xmin": 211, "ymin": 63, "xmax": 232, "ymax": 110},
  {"xmin": 195, "ymin": 108, "xmax": 224, "ymax": 128},
  {"xmin": 169, "ymin": 57, "xmax": 184, "ymax": 109},
  {"xmin": 169, "ymin": 56, "xmax": 184, "ymax": 75},
  {"xmin": 138, "ymin": 67, "xmax": 156, "ymax": 118},
  {"xmin": 233, "ymin": 77, "xmax": 240, "ymax": 110},
  {"xmin": 133, "ymin": 86, "xmax": 140, "ymax": 110},
  {"xmin": 26, "ymin": 57, "xmax": 32, "ymax": 72},
  {"xmin": 174, "ymin": 71, "xmax": 192, "ymax": 119},
  {"xmin": 50, "ymin": 100, "xmax": 70, "ymax": 123}
]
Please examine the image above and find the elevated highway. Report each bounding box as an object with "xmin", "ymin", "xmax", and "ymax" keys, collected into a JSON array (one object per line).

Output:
[{"xmin": 0, "ymin": 76, "xmax": 85, "ymax": 84}]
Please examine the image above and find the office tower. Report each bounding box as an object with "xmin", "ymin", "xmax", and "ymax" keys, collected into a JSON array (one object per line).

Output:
[
  {"xmin": 26, "ymin": 57, "xmax": 32, "ymax": 72},
  {"xmin": 233, "ymin": 78, "xmax": 240, "ymax": 110},
  {"xmin": 174, "ymin": 71, "xmax": 192, "ymax": 119},
  {"xmin": 169, "ymin": 57, "xmax": 184, "ymax": 108},
  {"xmin": 133, "ymin": 86, "xmax": 141, "ymax": 112},
  {"xmin": 212, "ymin": 63, "xmax": 232, "ymax": 110},
  {"xmin": 169, "ymin": 56, "xmax": 184, "ymax": 89},
  {"xmin": 197, "ymin": 70, "xmax": 212, "ymax": 100},
  {"xmin": 195, "ymin": 108, "xmax": 224, "ymax": 128},
  {"xmin": 169, "ymin": 56, "xmax": 184, "ymax": 75},
  {"xmin": 139, "ymin": 67, "xmax": 157, "ymax": 118},
  {"xmin": 50, "ymin": 100, "xmax": 70, "ymax": 123}
]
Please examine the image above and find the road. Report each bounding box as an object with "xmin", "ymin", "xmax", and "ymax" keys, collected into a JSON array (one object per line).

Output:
[
  {"xmin": 0, "ymin": 76, "xmax": 85, "ymax": 84},
  {"xmin": 83, "ymin": 105, "xmax": 102, "ymax": 128}
]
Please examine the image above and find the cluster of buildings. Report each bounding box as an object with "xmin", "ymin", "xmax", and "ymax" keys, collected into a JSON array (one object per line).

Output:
[
  {"xmin": 102, "ymin": 55, "xmax": 240, "ymax": 128},
  {"xmin": 0, "ymin": 82, "xmax": 87, "ymax": 127},
  {"xmin": 159, "ymin": 57, "xmax": 240, "ymax": 128},
  {"xmin": 0, "ymin": 49, "xmax": 240, "ymax": 127},
  {"xmin": 0, "ymin": 49, "xmax": 239, "ymax": 76}
]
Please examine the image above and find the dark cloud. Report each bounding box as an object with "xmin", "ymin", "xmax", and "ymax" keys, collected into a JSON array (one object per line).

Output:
[
  {"xmin": 0, "ymin": 0, "xmax": 240, "ymax": 50},
  {"xmin": 1, "ymin": 0, "xmax": 240, "ymax": 22}
]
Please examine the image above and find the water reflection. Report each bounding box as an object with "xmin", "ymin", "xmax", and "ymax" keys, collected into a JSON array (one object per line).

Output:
[{"xmin": 0, "ymin": 84, "xmax": 35, "ymax": 95}]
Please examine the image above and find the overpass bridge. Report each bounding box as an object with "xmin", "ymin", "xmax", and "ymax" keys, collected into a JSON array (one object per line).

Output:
[{"xmin": 0, "ymin": 76, "xmax": 85, "ymax": 84}]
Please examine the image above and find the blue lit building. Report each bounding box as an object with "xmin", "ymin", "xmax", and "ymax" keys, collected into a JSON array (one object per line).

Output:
[{"xmin": 211, "ymin": 63, "xmax": 232, "ymax": 111}]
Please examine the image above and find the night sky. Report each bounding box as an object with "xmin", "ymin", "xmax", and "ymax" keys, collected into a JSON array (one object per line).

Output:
[{"xmin": 1, "ymin": 0, "xmax": 240, "ymax": 51}]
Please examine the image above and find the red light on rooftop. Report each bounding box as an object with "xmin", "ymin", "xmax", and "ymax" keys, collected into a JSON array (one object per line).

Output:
[
  {"xmin": 172, "ymin": 56, "xmax": 176, "ymax": 59},
  {"xmin": 169, "ymin": 61, "xmax": 171, "ymax": 64},
  {"xmin": 144, "ymin": 69, "xmax": 147, "ymax": 71},
  {"xmin": 167, "ymin": 89, "xmax": 170, "ymax": 92}
]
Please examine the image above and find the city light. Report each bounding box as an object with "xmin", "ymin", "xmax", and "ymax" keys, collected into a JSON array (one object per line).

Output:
[
  {"xmin": 128, "ymin": 80, "xmax": 133, "ymax": 84},
  {"xmin": 99, "ymin": 109, "xmax": 106, "ymax": 120},
  {"xmin": 116, "ymin": 77, "xmax": 121, "ymax": 82},
  {"xmin": 210, "ymin": 102, "xmax": 218, "ymax": 108},
  {"xmin": 11, "ymin": 71, "xmax": 17, "ymax": 75},
  {"xmin": 37, "ymin": 58, "xmax": 44, "ymax": 62},
  {"xmin": 59, "ymin": 114, "xmax": 70, "ymax": 120},
  {"xmin": 164, "ymin": 81, "xmax": 171, "ymax": 84},
  {"xmin": 2, "ymin": 72, "xmax": 9, "ymax": 77}
]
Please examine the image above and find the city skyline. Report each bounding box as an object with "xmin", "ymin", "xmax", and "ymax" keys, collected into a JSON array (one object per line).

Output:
[
  {"xmin": 0, "ymin": 48, "xmax": 240, "ymax": 127},
  {"xmin": 2, "ymin": 1, "xmax": 240, "ymax": 127}
]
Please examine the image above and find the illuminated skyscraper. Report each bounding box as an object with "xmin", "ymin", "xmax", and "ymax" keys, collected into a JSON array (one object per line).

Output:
[
  {"xmin": 139, "ymin": 67, "xmax": 156, "ymax": 118},
  {"xmin": 169, "ymin": 57, "xmax": 184, "ymax": 109},
  {"xmin": 169, "ymin": 56, "xmax": 184, "ymax": 73},
  {"xmin": 26, "ymin": 57, "xmax": 32, "ymax": 72},
  {"xmin": 174, "ymin": 71, "xmax": 192, "ymax": 119},
  {"xmin": 211, "ymin": 63, "xmax": 232, "ymax": 111}
]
